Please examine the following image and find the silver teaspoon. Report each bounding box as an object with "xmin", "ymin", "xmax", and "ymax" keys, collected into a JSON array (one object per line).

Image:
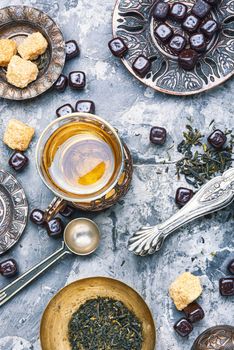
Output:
[
  {"xmin": 128, "ymin": 168, "xmax": 234, "ymax": 256},
  {"xmin": 0, "ymin": 218, "xmax": 100, "ymax": 307}
]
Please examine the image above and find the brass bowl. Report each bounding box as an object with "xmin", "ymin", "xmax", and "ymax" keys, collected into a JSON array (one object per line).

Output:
[{"xmin": 40, "ymin": 277, "xmax": 156, "ymax": 350}]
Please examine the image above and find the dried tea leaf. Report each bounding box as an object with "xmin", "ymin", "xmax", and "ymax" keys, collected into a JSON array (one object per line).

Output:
[
  {"xmin": 68, "ymin": 297, "xmax": 143, "ymax": 350},
  {"xmin": 176, "ymin": 124, "xmax": 233, "ymax": 188}
]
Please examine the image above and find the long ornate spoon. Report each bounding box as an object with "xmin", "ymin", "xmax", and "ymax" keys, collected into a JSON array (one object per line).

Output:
[
  {"xmin": 0, "ymin": 218, "xmax": 100, "ymax": 307},
  {"xmin": 128, "ymin": 168, "xmax": 234, "ymax": 256}
]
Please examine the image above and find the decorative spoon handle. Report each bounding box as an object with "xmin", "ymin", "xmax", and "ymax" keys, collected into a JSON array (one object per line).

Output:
[
  {"xmin": 0, "ymin": 242, "xmax": 70, "ymax": 307},
  {"xmin": 128, "ymin": 168, "xmax": 234, "ymax": 256}
]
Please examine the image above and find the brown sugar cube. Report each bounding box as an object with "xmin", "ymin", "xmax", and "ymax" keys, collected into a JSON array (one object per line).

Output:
[
  {"xmin": 0, "ymin": 39, "xmax": 17, "ymax": 66},
  {"xmin": 3, "ymin": 119, "xmax": 35, "ymax": 151},
  {"xmin": 169, "ymin": 272, "xmax": 203, "ymax": 311},
  {"xmin": 18, "ymin": 32, "xmax": 48, "ymax": 60},
  {"xmin": 6, "ymin": 55, "xmax": 38, "ymax": 89}
]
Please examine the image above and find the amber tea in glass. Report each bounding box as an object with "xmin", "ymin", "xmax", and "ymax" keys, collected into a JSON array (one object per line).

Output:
[{"xmin": 40, "ymin": 116, "xmax": 123, "ymax": 202}]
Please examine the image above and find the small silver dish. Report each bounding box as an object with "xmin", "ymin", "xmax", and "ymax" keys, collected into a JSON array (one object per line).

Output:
[
  {"xmin": 0, "ymin": 6, "xmax": 65, "ymax": 100},
  {"xmin": 0, "ymin": 169, "xmax": 28, "ymax": 255}
]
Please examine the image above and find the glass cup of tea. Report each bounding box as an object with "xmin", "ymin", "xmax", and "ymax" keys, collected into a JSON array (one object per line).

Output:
[{"xmin": 36, "ymin": 113, "xmax": 132, "ymax": 219}]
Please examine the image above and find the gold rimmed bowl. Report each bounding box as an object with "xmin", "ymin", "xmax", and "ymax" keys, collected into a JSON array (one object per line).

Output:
[{"xmin": 40, "ymin": 277, "xmax": 156, "ymax": 350}]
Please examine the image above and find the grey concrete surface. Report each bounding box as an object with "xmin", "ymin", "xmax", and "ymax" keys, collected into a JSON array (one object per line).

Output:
[{"xmin": 0, "ymin": 0, "xmax": 233, "ymax": 349}]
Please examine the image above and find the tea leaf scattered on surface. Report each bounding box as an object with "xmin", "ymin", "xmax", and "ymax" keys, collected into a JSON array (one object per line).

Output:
[{"xmin": 176, "ymin": 124, "xmax": 233, "ymax": 188}]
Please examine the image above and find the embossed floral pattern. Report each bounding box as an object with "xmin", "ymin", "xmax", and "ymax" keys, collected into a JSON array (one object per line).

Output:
[
  {"xmin": 191, "ymin": 326, "xmax": 234, "ymax": 349},
  {"xmin": 128, "ymin": 168, "xmax": 234, "ymax": 256},
  {"xmin": 0, "ymin": 170, "xmax": 28, "ymax": 255},
  {"xmin": 113, "ymin": 0, "xmax": 234, "ymax": 95},
  {"xmin": 0, "ymin": 6, "xmax": 65, "ymax": 100}
]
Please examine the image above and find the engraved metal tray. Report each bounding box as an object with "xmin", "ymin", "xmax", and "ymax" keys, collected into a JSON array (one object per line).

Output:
[
  {"xmin": 0, "ymin": 6, "xmax": 65, "ymax": 100},
  {"xmin": 191, "ymin": 325, "xmax": 234, "ymax": 349},
  {"xmin": 113, "ymin": 0, "xmax": 234, "ymax": 95},
  {"xmin": 0, "ymin": 169, "xmax": 28, "ymax": 255}
]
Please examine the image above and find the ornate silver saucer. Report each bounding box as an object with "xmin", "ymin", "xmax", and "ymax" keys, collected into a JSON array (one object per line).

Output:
[
  {"xmin": 128, "ymin": 167, "xmax": 234, "ymax": 256},
  {"xmin": 113, "ymin": 0, "xmax": 234, "ymax": 95},
  {"xmin": 191, "ymin": 325, "xmax": 234, "ymax": 349},
  {"xmin": 0, "ymin": 169, "xmax": 28, "ymax": 255},
  {"xmin": 0, "ymin": 6, "xmax": 65, "ymax": 100}
]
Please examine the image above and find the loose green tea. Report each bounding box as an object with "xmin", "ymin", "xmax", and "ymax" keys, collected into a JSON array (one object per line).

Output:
[
  {"xmin": 176, "ymin": 124, "xmax": 233, "ymax": 188},
  {"xmin": 68, "ymin": 297, "xmax": 143, "ymax": 350}
]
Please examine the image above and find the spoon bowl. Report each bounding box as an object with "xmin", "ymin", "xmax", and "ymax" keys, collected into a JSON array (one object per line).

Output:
[{"xmin": 64, "ymin": 218, "xmax": 100, "ymax": 255}]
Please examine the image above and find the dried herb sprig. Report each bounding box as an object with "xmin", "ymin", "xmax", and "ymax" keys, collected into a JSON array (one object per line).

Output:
[
  {"xmin": 68, "ymin": 297, "xmax": 143, "ymax": 350},
  {"xmin": 176, "ymin": 125, "xmax": 234, "ymax": 188}
]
